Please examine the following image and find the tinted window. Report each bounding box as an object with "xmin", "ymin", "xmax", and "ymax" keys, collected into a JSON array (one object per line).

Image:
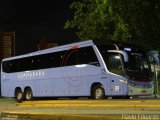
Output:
[
  {"xmin": 46, "ymin": 52, "xmax": 62, "ymax": 68},
  {"xmin": 62, "ymin": 49, "xmax": 78, "ymax": 66},
  {"xmin": 78, "ymin": 46, "xmax": 99, "ymax": 66},
  {"xmin": 20, "ymin": 57, "xmax": 32, "ymax": 71},
  {"xmin": 10, "ymin": 59, "xmax": 20, "ymax": 72},
  {"xmin": 106, "ymin": 53, "xmax": 124, "ymax": 76},
  {"xmin": 2, "ymin": 46, "xmax": 100, "ymax": 73},
  {"xmin": 29, "ymin": 55, "xmax": 46, "ymax": 70},
  {"xmin": 2, "ymin": 61, "xmax": 11, "ymax": 73}
]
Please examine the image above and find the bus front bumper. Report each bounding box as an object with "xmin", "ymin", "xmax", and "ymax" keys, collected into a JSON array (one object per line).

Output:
[{"xmin": 128, "ymin": 85, "xmax": 154, "ymax": 96}]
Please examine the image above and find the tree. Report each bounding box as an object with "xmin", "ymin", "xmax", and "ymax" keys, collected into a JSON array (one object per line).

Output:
[
  {"xmin": 65, "ymin": 0, "xmax": 131, "ymax": 41},
  {"xmin": 65, "ymin": 0, "xmax": 160, "ymax": 51},
  {"xmin": 112, "ymin": 0, "xmax": 160, "ymax": 51}
]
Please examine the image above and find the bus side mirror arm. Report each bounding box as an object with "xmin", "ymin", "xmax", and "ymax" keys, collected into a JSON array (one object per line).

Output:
[{"xmin": 108, "ymin": 50, "xmax": 129, "ymax": 62}]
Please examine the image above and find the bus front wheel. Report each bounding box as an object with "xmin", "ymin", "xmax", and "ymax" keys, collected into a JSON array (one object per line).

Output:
[
  {"xmin": 15, "ymin": 89, "xmax": 24, "ymax": 103},
  {"xmin": 24, "ymin": 88, "xmax": 33, "ymax": 101},
  {"xmin": 92, "ymin": 85, "xmax": 105, "ymax": 99}
]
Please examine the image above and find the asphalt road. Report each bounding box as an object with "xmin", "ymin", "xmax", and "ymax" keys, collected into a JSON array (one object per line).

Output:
[{"xmin": 0, "ymin": 97, "xmax": 160, "ymax": 120}]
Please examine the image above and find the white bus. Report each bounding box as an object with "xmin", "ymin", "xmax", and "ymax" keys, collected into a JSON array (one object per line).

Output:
[{"xmin": 1, "ymin": 40, "xmax": 153, "ymax": 102}]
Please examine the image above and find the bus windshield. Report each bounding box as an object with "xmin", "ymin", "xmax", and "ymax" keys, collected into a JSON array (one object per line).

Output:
[
  {"xmin": 97, "ymin": 44, "xmax": 152, "ymax": 81},
  {"xmin": 124, "ymin": 52, "xmax": 152, "ymax": 81}
]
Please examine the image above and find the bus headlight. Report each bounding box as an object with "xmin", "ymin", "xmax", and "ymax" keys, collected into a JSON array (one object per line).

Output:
[
  {"xmin": 128, "ymin": 82, "xmax": 136, "ymax": 86},
  {"xmin": 119, "ymin": 80, "xmax": 128, "ymax": 83}
]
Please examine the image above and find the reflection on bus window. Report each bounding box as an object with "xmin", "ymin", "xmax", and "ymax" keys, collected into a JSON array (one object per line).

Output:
[{"xmin": 106, "ymin": 53, "xmax": 124, "ymax": 76}]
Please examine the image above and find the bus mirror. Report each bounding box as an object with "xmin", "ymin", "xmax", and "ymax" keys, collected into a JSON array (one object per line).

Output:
[
  {"xmin": 108, "ymin": 50, "xmax": 129, "ymax": 62},
  {"xmin": 147, "ymin": 51, "xmax": 160, "ymax": 65}
]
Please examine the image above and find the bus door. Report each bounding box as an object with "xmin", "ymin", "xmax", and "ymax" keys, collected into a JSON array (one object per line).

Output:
[{"xmin": 106, "ymin": 53, "xmax": 128, "ymax": 96}]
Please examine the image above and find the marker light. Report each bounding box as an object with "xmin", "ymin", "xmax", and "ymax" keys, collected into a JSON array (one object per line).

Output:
[{"xmin": 124, "ymin": 48, "xmax": 131, "ymax": 51}]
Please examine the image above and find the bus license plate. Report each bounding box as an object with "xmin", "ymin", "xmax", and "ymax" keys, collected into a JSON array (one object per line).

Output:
[{"xmin": 142, "ymin": 90, "xmax": 147, "ymax": 93}]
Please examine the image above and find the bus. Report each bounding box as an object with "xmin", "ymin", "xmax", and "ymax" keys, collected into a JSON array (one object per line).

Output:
[
  {"xmin": 147, "ymin": 51, "xmax": 160, "ymax": 95},
  {"xmin": 1, "ymin": 40, "xmax": 153, "ymax": 102}
]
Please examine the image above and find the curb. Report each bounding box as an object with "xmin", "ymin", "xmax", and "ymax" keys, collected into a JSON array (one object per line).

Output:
[
  {"xmin": 0, "ymin": 112, "xmax": 125, "ymax": 120},
  {"xmin": 2, "ymin": 112, "xmax": 160, "ymax": 120},
  {"xmin": 17, "ymin": 103, "xmax": 160, "ymax": 108}
]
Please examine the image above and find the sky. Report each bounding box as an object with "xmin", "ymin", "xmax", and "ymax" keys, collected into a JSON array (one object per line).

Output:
[{"xmin": 0, "ymin": 0, "xmax": 77, "ymax": 55}]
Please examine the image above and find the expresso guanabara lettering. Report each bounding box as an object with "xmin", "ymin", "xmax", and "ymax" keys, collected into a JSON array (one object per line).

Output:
[{"xmin": 18, "ymin": 70, "xmax": 45, "ymax": 79}]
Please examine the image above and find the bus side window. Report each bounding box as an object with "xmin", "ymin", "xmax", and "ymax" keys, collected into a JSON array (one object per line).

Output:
[
  {"xmin": 106, "ymin": 53, "xmax": 124, "ymax": 76},
  {"xmin": 55, "ymin": 52, "xmax": 62, "ymax": 67},
  {"xmin": 78, "ymin": 46, "xmax": 100, "ymax": 66},
  {"xmin": 46, "ymin": 52, "xmax": 61, "ymax": 68},
  {"xmin": 20, "ymin": 57, "xmax": 32, "ymax": 71},
  {"xmin": 10, "ymin": 59, "xmax": 20, "ymax": 73},
  {"xmin": 2, "ymin": 61, "xmax": 11, "ymax": 73},
  {"xmin": 32, "ymin": 55, "xmax": 45, "ymax": 70},
  {"xmin": 63, "ymin": 49, "xmax": 78, "ymax": 66}
]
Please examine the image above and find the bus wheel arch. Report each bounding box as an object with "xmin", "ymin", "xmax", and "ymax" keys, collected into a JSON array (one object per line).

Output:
[
  {"xmin": 91, "ymin": 83, "xmax": 105, "ymax": 99},
  {"xmin": 15, "ymin": 87, "xmax": 24, "ymax": 103},
  {"xmin": 24, "ymin": 87, "xmax": 33, "ymax": 101}
]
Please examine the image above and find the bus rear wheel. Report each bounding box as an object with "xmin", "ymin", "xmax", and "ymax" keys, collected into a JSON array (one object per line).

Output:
[
  {"xmin": 24, "ymin": 88, "xmax": 33, "ymax": 101},
  {"xmin": 15, "ymin": 89, "xmax": 24, "ymax": 103},
  {"xmin": 92, "ymin": 85, "xmax": 105, "ymax": 99}
]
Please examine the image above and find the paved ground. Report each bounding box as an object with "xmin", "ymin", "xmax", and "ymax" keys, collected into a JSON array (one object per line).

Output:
[{"xmin": 0, "ymin": 97, "xmax": 160, "ymax": 120}]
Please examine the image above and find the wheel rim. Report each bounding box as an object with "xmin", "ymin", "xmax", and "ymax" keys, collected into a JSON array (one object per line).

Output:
[
  {"xmin": 26, "ymin": 93, "xmax": 31, "ymax": 100},
  {"xmin": 95, "ymin": 88, "xmax": 103, "ymax": 99},
  {"xmin": 25, "ymin": 90, "xmax": 32, "ymax": 100},
  {"xmin": 17, "ymin": 92, "xmax": 22, "ymax": 100}
]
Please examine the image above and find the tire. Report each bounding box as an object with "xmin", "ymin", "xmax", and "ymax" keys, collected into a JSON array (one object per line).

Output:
[
  {"xmin": 92, "ymin": 85, "xmax": 105, "ymax": 99},
  {"xmin": 24, "ymin": 88, "xmax": 33, "ymax": 101},
  {"xmin": 15, "ymin": 89, "xmax": 24, "ymax": 103}
]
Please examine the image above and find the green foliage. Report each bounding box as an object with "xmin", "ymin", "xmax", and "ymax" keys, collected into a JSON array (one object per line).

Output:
[
  {"xmin": 112, "ymin": 0, "xmax": 160, "ymax": 51},
  {"xmin": 64, "ymin": 0, "xmax": 160, "ymax": 51}
]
